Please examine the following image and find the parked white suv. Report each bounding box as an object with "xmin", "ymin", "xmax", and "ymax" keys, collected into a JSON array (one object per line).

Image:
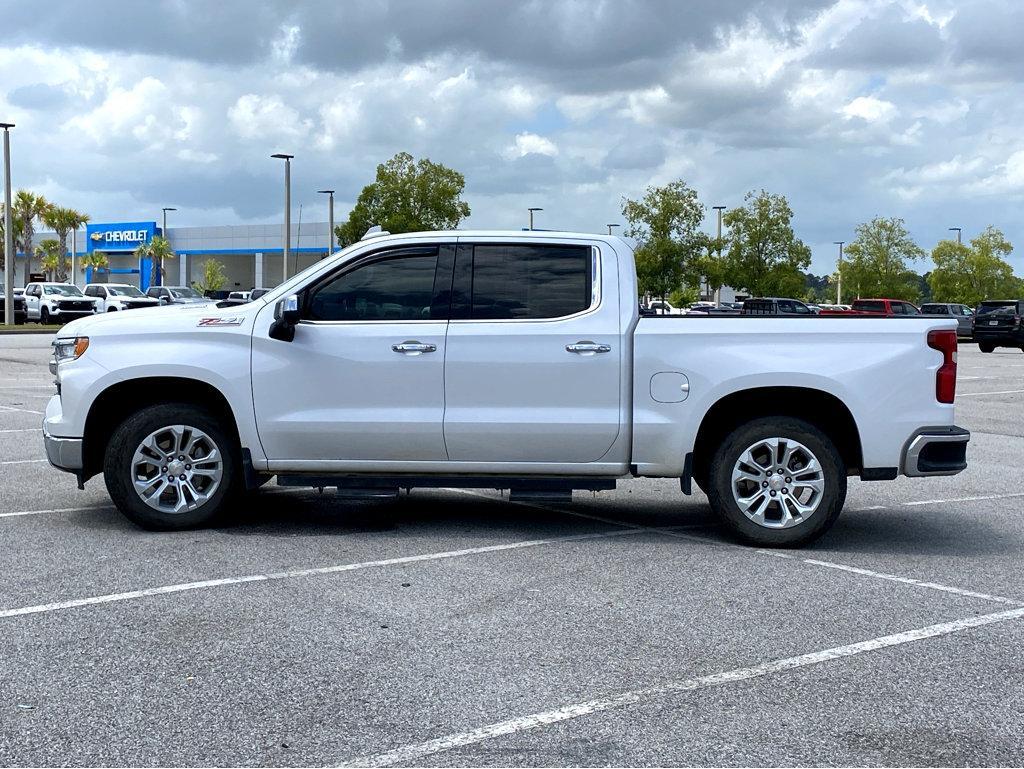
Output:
[
  {"xmin": 43, "ymin": 230, "xmax": 969, "ymax": 547},
  {"xmin": 84, "ymin": 283, "xmax": 161, "ymax": 312},
  {"xmin": 23, "ymin": 282, "xmax": 97, "ymax": 324}
]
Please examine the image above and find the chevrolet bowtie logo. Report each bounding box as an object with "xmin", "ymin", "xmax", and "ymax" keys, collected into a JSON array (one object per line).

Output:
[{"xmin": 90, "ymin": 232, "xmax": 104, "ymax": 241}]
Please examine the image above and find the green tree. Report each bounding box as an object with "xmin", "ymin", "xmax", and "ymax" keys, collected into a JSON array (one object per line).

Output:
[
  {"xmin": 42, "ymin": 206, "xmax": 89, "ymax": 279},
  {"xmin": 928, "ymin": 226, "xmax": 1020, "ymax": 306},
  {"xmin": 13, "ymin": 190, "xmax": 51, "ymax": 285},
  {"xmin": 690, "ymin": 235, "xmax": 730, "ymax": 301},
  {"xmin": 336, "ymin": 152, "xmax": 471, "ymax": 246},
  {"xmin": 621, "ymin": 180, "xmax": 707, "ymax": 301},
  {"xmin": 192, "ymin": 259, "xmax": 227, "ymax": 295},
  {"xmin": 36, "ymin": 239, "xmax": 69, "ymax": 281},
  {"xmin": 843, "ymin": 217, "xmax": 924, "ymax": 301},
  {"xmin": 722, "ymin": 190, "xmax": 810, "ymax": 297},
  {"xmin": 136, "ymin": 235, "xmax": 175, "ymax": 286}
]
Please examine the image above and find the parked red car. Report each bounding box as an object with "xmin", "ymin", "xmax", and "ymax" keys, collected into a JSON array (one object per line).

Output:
[{"xmin": 818, "ymin": 298, "xmax": 921, "ymax": 316}]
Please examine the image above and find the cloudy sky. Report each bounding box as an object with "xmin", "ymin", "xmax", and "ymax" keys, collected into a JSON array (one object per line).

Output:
[{"xmin": 2, "ymin": 0, "xmax": 1023, "ymax": 274}]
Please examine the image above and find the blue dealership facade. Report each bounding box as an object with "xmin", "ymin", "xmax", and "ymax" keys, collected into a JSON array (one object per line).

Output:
[{"xmin": 20, "ymin": 219, "xmax": 334, "ymax": 290}]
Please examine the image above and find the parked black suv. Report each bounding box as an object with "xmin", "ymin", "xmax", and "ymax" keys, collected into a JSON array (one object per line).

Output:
[
  {"xmin": 0, "ymin": 284, "xmax": 27, "ymax": 324},
  {"xmin": 741, "ymin": 297, "xmax": 817, "ymax": 315},
  {"xmin": 973, "ymin": 300, "xmax": 1023, "ymax": 352}
]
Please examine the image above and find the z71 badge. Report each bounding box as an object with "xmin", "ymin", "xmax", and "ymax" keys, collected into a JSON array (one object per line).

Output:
[{"xmin": 197, "ymin": 317, "xmax": 244, "ymax": 327}]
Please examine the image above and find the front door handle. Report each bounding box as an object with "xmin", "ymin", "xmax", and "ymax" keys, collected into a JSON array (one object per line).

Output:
[
  {"xmin": 566, "ymin": 341, "xmax": 612, "ymax": 355},
  {"xmin": 392, "ymin": 341, "xmax": 437, "ymax": 355}
]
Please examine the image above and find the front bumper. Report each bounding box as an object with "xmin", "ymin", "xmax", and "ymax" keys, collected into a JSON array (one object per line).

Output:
[
  {"xmin": 43, "ymin": 428, "xmax": 83, "ymax": 472},
  {"xmin": 902, "ymin": 426, "xmax": 970, "ymax": 477}
]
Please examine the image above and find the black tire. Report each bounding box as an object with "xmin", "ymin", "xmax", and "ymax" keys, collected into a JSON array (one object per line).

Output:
[
  {"xmin": 707, "ymin": 416, "xmax": 847, "ymax": 547},
  {"xmin": 104, "ymin": 403, "xmax": 240, "ymax": 530},
  {"xmin": 107, "ymin": 307, "xmax": 118, "ymax": 312},
  {"xmin": 40, "ymin": 307, "xmax": 50, "ymax": 325},
  {"xmin": 978, "ymin": 342, "xmax": 995, "ymax": 353}
]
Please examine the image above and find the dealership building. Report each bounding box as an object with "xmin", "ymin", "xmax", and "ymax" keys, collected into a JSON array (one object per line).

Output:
[{"xmin": 17, "ymin": 220, "xmax": 334, "ymax": 290}]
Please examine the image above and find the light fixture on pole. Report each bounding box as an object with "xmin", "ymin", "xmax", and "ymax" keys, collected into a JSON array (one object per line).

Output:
[
  {"xmin": 1, "ymin": 122, "xmax": 13, "ymax": 326},
  {"xmin": 160, "ymin": 207, "xmax": 177, "ymax": 287},
  {"xmin": 712, "ymin": 206, "xmax": 727, "ymax": 304},
  {"xmin": 528, "ymin": 207, "xmax": 543, "ymax": 231},
  {"xmin": 271, "ymin": 153, "xmax": 294, "ymax": 280},
  {"xmin": 834, "ymin": 241, "xmax": 845, "ymax": 305},
  {"xmin": 949, "ymin": 227, "xmax": 962, "ymax": 244},
  {"xmin": 606, "ymin": 224, "xmax": 620, "ymax": 235},
  {"xmin": 317, "ymin": 189, "xmax": 335, "ymax": 255}
]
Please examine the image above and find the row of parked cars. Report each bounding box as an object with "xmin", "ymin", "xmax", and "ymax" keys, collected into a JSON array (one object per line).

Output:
[
  {"xmin": 1, "ymin": 281, "xmax": 271, "ymax": 325},
  {"xmin": 641, "ymin": 296, "xmax": 1023, "ymax": 351}
]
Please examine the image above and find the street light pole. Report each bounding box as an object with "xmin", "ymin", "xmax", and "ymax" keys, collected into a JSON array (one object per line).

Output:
[
  {"xmin": 712, "ymin": 206, "xmax": 726, "ymax": 304},
  {"xmin": 161, "ymin": 207, "xmax": 176, "ymax": 287},
  {"xmin": 949, "ymin": 227, "xmax": 962, "ymax": 244},
  {"xmin": 1, "ymin": 122, "xmax": 13, "ymax": 326},
  {"xmin": 318, "ymin": 189, "xmax": 335, "ymax": 255},
  {"xmin": 528, "ymin": 207, "xmax": 542, "ymax": 231},
  {"xmin": 834, "ymin": 241, "xmax": 845, "ymax": 305},
  {"xmin": 606, "ymin": 224, "xmax": 620, "ymax": 235},
  {"xmin": 272, "ymin": 153, "xmax": 294, "ymax": 281}
]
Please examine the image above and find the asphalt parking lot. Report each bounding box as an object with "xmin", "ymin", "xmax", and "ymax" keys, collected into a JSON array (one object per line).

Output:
[{"xmin": 1, "ymin": 334, "xmax": 1022, "ymax": 767}]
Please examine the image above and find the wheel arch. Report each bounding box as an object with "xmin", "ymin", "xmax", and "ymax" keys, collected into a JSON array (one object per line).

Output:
[
  {"xmin": 691, "ymin": 386, "xmax": 863, "ymax": 491},
  {"xmin": 81, "ymin": 376, "xmax": 241, "ymax": 482}
]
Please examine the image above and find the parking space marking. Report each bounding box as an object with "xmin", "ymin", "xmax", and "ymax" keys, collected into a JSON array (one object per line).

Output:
[
  {"xmin": 0, "ymin": 428, "xmax": 41, "ymax": 433},
  {"xmin": 0, "ymin": 458, "xmax": 47, "ymax": 465},
  {"xmin": 0, "ymin": 404, "xmax": 43, "ymax": 415},
  {"xmin": 0, "ymin": 385, "xmax": 53, "ymax": 389},
  {"xmin": 759, "ymin": 551, "xmax": 1022, "ymax": 606},
  {"xmin": 902, "ymin": 491, "xmax": 1024, "ymax": 506},
  {"xmin": 0, "ymin": 527, "xmax": 653, "ymax": 620},
  {"xmin": 0, "ymin": 505, "xmax": 114, "ymax": 519},
  {"xmin": 958, "ymin": 389, "xmax": 1024, "ymax": 396},
  {"xmin": 340, "ymin": 605, "xmax": 1024, "ymax": 768}
]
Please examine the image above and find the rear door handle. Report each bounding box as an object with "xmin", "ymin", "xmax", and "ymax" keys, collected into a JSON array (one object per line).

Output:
[
  {"xmin": 566, "ymin": 341, "xmax": 612, "ymax": 354},
  {"xmin": 392, "ymin": 341, "xmax": 437, "ymax": 355}
]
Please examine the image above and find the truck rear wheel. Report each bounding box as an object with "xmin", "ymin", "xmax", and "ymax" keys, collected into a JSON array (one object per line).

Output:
[
  {"xmin": 103, "ymin": 403, "xmax": 239, "ymax": 530},
  {"xmin": 979, "ymin": 342, "xmax": 995, "ymax": 353},
  {"xmin": 707, "ymin": 417, "xmax": 846, "ymax": 547}
]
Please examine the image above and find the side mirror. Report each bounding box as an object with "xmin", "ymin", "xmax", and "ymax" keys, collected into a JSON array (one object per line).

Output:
[{"xmin": 269, "ymin": 294, "xmax": 300, "ymax": 342}]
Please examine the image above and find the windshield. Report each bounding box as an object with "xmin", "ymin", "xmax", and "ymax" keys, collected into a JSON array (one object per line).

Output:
[
  {"xmin": 108, "ymin": 285, "xmax": 145, "ymax": 297},
  {"xmin": 169, "ymin": 287, "xmax": 203, "ymax": 299},
  {"xmin": 43, "ymin": 285, "xmax": 85, "ymax": 297}
]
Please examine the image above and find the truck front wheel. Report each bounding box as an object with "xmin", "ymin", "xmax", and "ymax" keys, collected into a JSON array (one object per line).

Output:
[
  {"xmin": 707, "ymin": 417, "xmax": 846, "ymax": 547},
  {"xmin": 978, "ymin": 342, "xmax": 995, "ymax": 353},
  {"xmin": 104, "ymin": 403, "xmax": 239, "ymax": 530}
]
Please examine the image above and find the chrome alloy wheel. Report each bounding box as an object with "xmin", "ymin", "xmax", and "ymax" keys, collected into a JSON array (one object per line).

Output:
[
  {"xmin": 730, "ymin": 437, "xmax": 825, "ymax": 529},
  {"xmin": 130, "ymin": 425, "xmax": 223, "ymax": 514}
]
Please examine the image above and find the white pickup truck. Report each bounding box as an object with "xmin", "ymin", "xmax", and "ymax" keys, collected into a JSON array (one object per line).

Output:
[{"xmin": 42, "ymin": 230, "xmax": 969, "ymax": 546}]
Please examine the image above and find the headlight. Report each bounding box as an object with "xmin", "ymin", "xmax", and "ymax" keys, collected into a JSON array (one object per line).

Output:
[{"xmin": 52, "ymin": 336, "xmax": 90, "ymax": 364}]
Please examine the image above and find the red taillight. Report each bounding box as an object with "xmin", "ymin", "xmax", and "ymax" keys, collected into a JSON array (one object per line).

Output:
[{"xmin": 928, "ymin": 329, "xmax": 957, "ymax": 404}]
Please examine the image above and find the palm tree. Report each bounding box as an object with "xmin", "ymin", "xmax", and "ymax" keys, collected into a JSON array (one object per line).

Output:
[
  {"xmin": 36, "ymin": 239, "xmax": 68, "ymax": 281},
  {"xmin": 138, "ymin": 235, "xmax": 175, "ymax": 285},
  {"xmin": 13, "ymin": 190, "xmax": 51, "ymax": 285},
  {"xmin": 42, "ymin": 206, "xmax": 89, "ymax": 281},
  {"xmin": 80, "ymin": 250, "xmax": 109, "ymax": 282}
]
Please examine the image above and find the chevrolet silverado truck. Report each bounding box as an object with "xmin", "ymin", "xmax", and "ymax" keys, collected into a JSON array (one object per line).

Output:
[{"xmin": 42, "ymin": 230, "xmax": 969, "ymax": 547}]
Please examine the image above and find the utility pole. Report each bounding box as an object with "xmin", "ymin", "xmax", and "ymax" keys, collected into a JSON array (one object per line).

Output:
[
  {"xmin": 949, "ymin": 227, "xmax": 962, "ymax": 244},
  {"xmin": 834, "ymin": 241, "xmax": 845, "ymax": 305},
  {"xmin": 272, "ymin": 153, "xmax": 293, "ymax": 281},
  {"xmin": 318, "ymin": 189, "xmax": 335, "ymax": 255},
  {"xmin": 712, "ymin": 206, "xmax": 726, "ymax": 304},
  {"xmin": 1, "ymin": 122, "xmax": 13, "ymax": 326},
  {"xmin": 528, "ymin": 207, "xmax": 542, "ymax": 231},
  {"xmin": 161, "ymin": 207, "xmax": 176, "ymax": 287}
]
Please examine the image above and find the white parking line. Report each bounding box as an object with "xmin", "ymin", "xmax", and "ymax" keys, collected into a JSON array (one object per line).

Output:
[
  {"xmin": 0, "ymin": 458, "xmax": 47, "ymax": 465},
  {"xmin": 0, "ymin": 385, "xmax": 53, "ymax": 389},
  {"xmin": 0, "ymin": 527, "xmax": 651, "ymax": 620},
  {"xmin": 902, "ymin": 491, "xmax": 1024, "ymax": 506},
  {"xmin": 0, "ymin": 404, "xmax": 43, "ymax": 415},
  {"xmin": 340, "ymin": 605, "xmax": 1024, "ymax": 767},
  {"xmin": 0, "ymin": 428, "xmax": 41, "ymax": 433},
  {"xmin": 0, "ymin": 505, "xmax": 114, "ymax": 519},
  {"xmin": 958, "ymin": 389, "xmax": 1024, "ymax": 396}
]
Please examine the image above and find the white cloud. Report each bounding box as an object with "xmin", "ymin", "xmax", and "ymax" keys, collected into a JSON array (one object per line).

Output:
[
  {"xmin": 227, "ymin": 93, "xmax": 311, "ymax": 140},
  {"xmin": 841, "ymin": 95, "xmax": 898, "ymax": 122},
  {"xmin": 505, "ymin": 132, "xmax": 559, "ymax": 158}
]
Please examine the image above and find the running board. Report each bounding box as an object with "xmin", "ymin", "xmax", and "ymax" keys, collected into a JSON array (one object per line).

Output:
[{"xmin": 275, "ymin": 475, "xmax": 616, "ymax": 498}]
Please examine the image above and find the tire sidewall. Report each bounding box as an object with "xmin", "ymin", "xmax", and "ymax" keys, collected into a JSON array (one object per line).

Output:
[
  {"xmin": 104, "ymin": 403, "xmax": 238, "ymax": 530},
  {"xmin": 708, "ymin": 416, "xmax": 847, "ymax": 547}
]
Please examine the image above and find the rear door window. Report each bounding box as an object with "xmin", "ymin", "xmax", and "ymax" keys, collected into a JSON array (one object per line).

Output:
[{"xmin": 465, "ymin": 244, "xmax": 591, "ymax": 320}]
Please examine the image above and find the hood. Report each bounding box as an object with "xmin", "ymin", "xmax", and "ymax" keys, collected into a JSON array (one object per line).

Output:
[{"xmin": 57, "ymin": 299, "xmax": 262, "ymax": 338}]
